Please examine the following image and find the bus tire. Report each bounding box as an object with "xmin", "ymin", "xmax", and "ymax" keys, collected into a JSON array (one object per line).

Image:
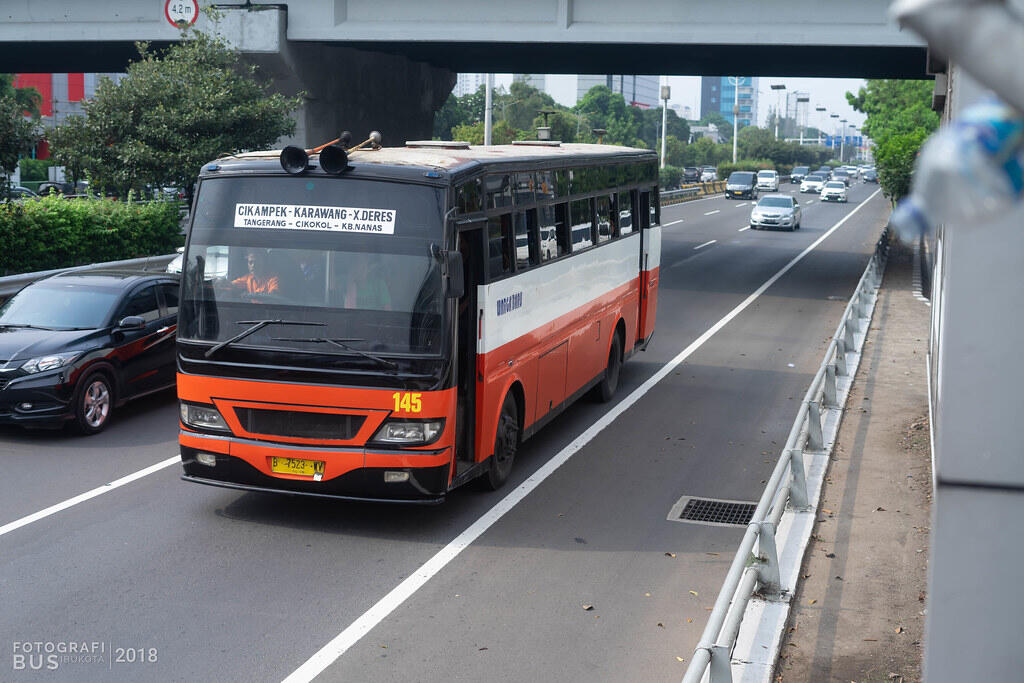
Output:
[
  {"xmin": 484, "ymin": 393, "xmax": 519, "ymax": 490},
  {"xmin": 596, "ymin": 332, "xmax": 623, "ymax": 403}
]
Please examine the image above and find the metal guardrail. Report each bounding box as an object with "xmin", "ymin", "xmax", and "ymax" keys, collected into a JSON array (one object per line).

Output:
[
  {"xmin": 680, "ymin": 230, "xmax": 890, "ymax": 683},
  {"xmin": 662, "ymin": 181, "xmax": 726, "ymax": 206},
  {"xmin": 0, "ymin": 253, "xmax": 178, "ymax": 300}
]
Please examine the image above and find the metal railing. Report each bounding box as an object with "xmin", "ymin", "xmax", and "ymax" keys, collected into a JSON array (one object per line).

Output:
[
  {"xmin": 0, "ymin": 253, "xmax": 178, "ymax": 301},
  {"xmin": 680, "ymin": 230, "xmax": 890, "ymax": 683},
  {"xmin": 662, "ymin": 181, "xmax": 726, "ymax": 206}
]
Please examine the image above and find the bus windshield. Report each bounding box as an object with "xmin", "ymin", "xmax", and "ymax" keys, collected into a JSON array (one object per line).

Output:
[{"xmin": 179, "ymin": 176, "xmax": 446, "ymax": 358}]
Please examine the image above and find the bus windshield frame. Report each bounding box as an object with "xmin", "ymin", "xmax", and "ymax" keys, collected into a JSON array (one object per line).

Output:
[{"xmin": 178, "ymin": 175, "xmax": 449, "ymax": 370}]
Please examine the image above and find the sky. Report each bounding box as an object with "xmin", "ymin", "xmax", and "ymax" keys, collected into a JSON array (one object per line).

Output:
[{"xmin": 494, "ymin": 74, "xmax": 868, "ymax": 134}]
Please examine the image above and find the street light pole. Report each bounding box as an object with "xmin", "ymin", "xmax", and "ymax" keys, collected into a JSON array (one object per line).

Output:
[
  {"xmin": 729, "ymin": 76, "xmax": 741, "ymax": 163},
  {"xmin": 797, "ymin": 95, "xmax": 810, "ymax": 145},
  {"xmin": 840, "ymin": 118, "xmax": 847, "ymax": 163},
  {"xmin": 830, "ymin": 113, "xmax": 840, "ymax": 160},
  {"xmin": 484, "ymin": 73, "xmax": 493, "ymax": 145},
  {"xmin": 660, "ymin": 82, "xmax": 670, "ymax": 169},
  {"xmin": 816, "ymin": 105, "xmax": 826, "ymax": 146},
  {"xmin": 770, "ymin": 83, "xmax": 786, "ymax": 140}
]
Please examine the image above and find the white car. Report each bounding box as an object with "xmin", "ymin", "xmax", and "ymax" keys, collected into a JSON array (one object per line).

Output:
[
  {"xmin": 700, "ymin": 168, "xmax": 717, "ymax": 183},
  {"xmin": 749, "ymin": 195, "xmax": 801, "ymax": 231},
  {"xmin": 800, "ymin": 174, "xmax": 826, "ymax": 194},
  {"xmin": 756, "ymin": 170, "xmax": 779, "ymax": 192},
  {"xmin": 820, "ymin": 180, "xmax": 848, "ymax": 202}
]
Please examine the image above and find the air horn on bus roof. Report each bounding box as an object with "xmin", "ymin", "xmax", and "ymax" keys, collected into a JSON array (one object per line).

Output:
[{"xmin": 279, "ymin": 130, "xmax": 383, "ymax": 175}]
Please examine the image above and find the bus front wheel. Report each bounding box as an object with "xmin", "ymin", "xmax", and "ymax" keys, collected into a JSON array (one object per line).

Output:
[
  {"xmin": 484, "ymin": 393, "xmax": 519, "ymax": 490},
  {"xmin": 596, "ymin": 332, "xmax": 623, "ymax": 403}
]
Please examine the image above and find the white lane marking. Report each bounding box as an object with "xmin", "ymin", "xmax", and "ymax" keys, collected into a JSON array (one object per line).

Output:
[
  {"xmin": 694, "ymin": 240, "xmax": 717, "ymax": 250},
  {"xmin": 0, "ymin": 456, "xmax": 180, "ymax": 539},
  {"xmin": 805, "ymin": 200, "xmax": 814, "ymax": 205},
  {"xmin": 280, "ymin": 186, "xmax": 885, "ymax": 683},
  {"xmin": 738, "ymin": 226, "xmax": 751, "ymax": 232},
  {"xmin": 663, "ymin": 219, "xmax": 685, "ymax": 227},
  {"xmin": 734, "ymin": 203, "xmax": 747, "ymax": 208},
  {"xmin": 704, "ymin": 210, "xmax": 720, "ymax": 216}
]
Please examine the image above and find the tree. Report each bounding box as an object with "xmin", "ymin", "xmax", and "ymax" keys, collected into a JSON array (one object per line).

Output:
[
  {"xmin": 0, "ymin": 74, "xmax": 42, "ymax": 118},
  {"xmin": 574, "ymin": 86, "xmax": 640, "ymax": 146},
  {"xmin": 847, "ymin": 79, "xmax": 939, "ymax": 201},
  {"xmin": 699, "ymin": 112, "xmax": 733, "ymax": 142},
  {"xmin": 0, "ymin": 95, "xmax": 41, "ymax": 193},
  {"xmin": 450, "ymin": 119, "xmax": 520, "ymax": 145},
  {"xmin": 49, "ymin": 32, "xmax": 301, "ymax": 199}
]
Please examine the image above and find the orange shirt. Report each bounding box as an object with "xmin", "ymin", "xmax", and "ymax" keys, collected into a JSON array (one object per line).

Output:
[{"xmin": 232, "ymin": 273, "xmax": 279, "ymax": 294}]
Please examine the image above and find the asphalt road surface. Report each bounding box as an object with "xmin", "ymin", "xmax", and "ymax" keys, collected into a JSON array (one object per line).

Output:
[{"xmin": 0, "ymin": 181, "xmax": 888, "ymax": 682}]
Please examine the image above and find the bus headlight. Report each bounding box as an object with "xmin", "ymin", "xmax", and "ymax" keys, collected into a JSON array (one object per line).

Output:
[
  {"xmin": 371, "ymin": 419, "xmax": 444, "ymax": 446},
  {"xmin": 180, "ymin": 402, "xmax": 230, "ymax": 432}
]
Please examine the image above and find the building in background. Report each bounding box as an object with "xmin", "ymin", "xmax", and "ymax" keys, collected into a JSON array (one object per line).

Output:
[
  {"xmin": 453, "ymin": 73, "xmax": 486, "ymax": 97},
  {"xmin": 513, "ymin": 73, "xmax": 547, "ymax": 92},
  {"xmin": 700, "ymin": 76, "xmax": 759, "ymax": 127},
  {"xmin": 574, "ymin": 75, "xmax": 659, "ymax": 108},
  {"xmin": 13, "ymin": 73, "xmax": 126, "ymax": 158}
]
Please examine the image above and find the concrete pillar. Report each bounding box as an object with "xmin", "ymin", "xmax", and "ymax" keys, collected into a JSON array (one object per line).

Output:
[{"xmin": 210, "ymin": 7, "xmax": 455, "ymax": 149}]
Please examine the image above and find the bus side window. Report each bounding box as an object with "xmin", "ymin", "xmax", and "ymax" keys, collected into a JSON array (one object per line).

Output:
[
  {"xmin": 485, "ymin": 175, "xmax": 512, "ymax": 210},
  {"xmin": 513, "ymin": 210, "xmax": 539, "ymax": 271},
  {"xmin": 536, "ymin": 170, "xmax": 556, "ymax": 201},
  {"xmin": 458, "ymin": 179, "xmax": 482, "ymax": 214},
  {"xmin": 595, "ymin": 195, "xmax": 613, "ymax": 243},
  {"xmin": 651, "ymin": 188, "xmax": 661, "ymax": 226},
  {"xmin": 554, "ymin": 203, "xmax": 571, "ymax": 257},
  {"xmin": 618, "ymin": 191, "xmax": 634, "ymax": 235},
  {"xmin": 487, "ymin": 214, "xmax": 514, "ymax": 280},
  {"xmin": 555, "ymin": 170, "xmax": 570, "ymax": 197},
  {"xmin": 538, "ymin": 205, "xmax": 561, "ymax": 262},
  {"xmin": 513, "ymin": 173, "xmax": 536, "ymax": 206},
  {"xmin": 571, "ymin": 198, "xmax": 594, "ymax": 251}
]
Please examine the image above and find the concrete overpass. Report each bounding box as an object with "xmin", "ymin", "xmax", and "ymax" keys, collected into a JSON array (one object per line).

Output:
[{"xmin": 0, "ymin": 0, "xmax": 929, "ymax": 144}]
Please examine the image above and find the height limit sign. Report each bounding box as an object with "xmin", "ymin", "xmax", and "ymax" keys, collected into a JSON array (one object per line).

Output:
[{"xmin": 165, "ymin": 0, "xmax": 199, "ymax": 28}]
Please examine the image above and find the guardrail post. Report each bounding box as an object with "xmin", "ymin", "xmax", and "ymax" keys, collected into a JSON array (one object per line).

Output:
[
  {"xmin": 835, "ymin": 338, "xmax": 848, "ymax": 376},
  {"xmin": 789, "ymin": 448, "xmax": 809, "ymax": 510},
  {"xmin": 824, "ymin": 364, "xmax": 838, "ymax": 408},
  {"xmin": 844, "ymin": 316, "xmax": 856, "ymax": 349},
  {"xmin": 709, "ymin": 645, "xmax": 733, "ymax": 683},
  {"xmin": 757, "ymin": 521, "xmax": 782, "ymax": 598},
  {"xmin": 807, "ymin": 401, "xmax": 824, "ymax": 450}
]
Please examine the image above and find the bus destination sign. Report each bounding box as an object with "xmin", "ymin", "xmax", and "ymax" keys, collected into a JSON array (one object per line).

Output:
[{"xmin": 233, "ymin": 203, "xmax": 397, "ymax": 234}]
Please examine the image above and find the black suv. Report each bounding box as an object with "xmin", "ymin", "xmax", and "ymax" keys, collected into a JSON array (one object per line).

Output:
[
  {"xmin": 682, "ymin": 167, "xmax": 700, "ymax": 184},
  {"xmin": 0, "ymin": 270, "xmax": 179, "ymax": 433},
  {"xmin": 790, "ymin": 166, "xmax": 810, "ymax": 184}
]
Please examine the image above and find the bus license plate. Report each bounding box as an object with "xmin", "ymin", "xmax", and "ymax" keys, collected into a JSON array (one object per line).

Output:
[{"xmin": 270, "ymin": 457, "xmax": 326, "ymax": 479}]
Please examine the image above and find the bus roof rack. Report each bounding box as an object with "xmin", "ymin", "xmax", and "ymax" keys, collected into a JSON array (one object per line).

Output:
[
  {"xmin": 405, "ymin": 140, "xmax": 471, "ymax": 149},
  {"xmin": 511, "ymin": 140, "xmax": 562, "ymax": 147}
]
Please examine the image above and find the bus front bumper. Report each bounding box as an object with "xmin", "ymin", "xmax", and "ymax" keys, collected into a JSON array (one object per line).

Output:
[{"xmin": 179, "ymin": 440, "xmax": 452, "ymax": 503}]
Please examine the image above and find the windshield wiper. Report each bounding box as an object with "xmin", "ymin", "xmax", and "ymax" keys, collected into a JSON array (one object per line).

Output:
[
  {"xmin": 271, "ymin": 337, "xmax": 398, "ymax": 370},
  {"xmin": 0, "ymin": 323, "xmax": 58, "ymax": 331},
  {"xmin": 205, "ymin": 319, "xmax": 326, "ymax": 358}
]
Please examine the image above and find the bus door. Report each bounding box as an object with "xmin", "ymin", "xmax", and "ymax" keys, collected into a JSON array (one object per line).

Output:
[
  {"xmin": 455, "ymin": 227, "xmax": 484, "ymax": 473},
  {"xmin": 637, "ymin": 189, "xmax": 660, "ymax": 344}
]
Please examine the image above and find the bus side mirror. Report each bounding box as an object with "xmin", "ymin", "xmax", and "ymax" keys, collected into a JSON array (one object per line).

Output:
[{"xmin": 446, "ymin": 251, "xmax": 465, "ymax": 299}]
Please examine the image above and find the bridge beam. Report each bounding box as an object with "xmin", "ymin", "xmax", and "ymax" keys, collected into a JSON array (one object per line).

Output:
[{"xmin": 213, "ymin": 8, "xmax": 454, "ymax": 149}]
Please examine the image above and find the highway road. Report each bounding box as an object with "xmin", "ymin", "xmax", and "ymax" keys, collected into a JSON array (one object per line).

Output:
[{"xmin": 0, "ymin": 181, "xmax": 889, "ymax": 682}]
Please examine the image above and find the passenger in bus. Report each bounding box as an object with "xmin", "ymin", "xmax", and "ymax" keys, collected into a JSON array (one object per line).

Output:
[
  {"xmin": 230, "ymin": 249, "xmax": 280, "ymax": 295},
  {"xmin": 344, "ymin": 256, "xmax": 392, "ymax": 310}
]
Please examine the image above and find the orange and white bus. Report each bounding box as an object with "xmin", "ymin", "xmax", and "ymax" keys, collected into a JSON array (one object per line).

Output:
[{"xmin": 176, "ymin": 140, "xmax": 661, "ymax": 502}]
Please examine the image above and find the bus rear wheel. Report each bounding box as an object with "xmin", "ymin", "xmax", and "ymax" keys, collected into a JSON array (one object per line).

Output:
[
  {"xmin": 596, "ymin": 332, "xmax": 623, "ymax": 403},
  {"xmin": 484, "ymin": 393, "xmax": 519, "ymax": 490}
]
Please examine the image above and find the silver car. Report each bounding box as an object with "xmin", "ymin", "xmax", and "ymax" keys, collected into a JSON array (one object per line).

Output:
[{"xmin": 750, "ymin": 195, "xmax": 802, "ymax": 231}]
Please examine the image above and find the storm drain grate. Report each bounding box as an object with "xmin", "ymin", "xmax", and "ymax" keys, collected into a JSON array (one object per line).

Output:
[{"xmin": 667, "ymin": 496, "xmax": 757, "ymax": 527}]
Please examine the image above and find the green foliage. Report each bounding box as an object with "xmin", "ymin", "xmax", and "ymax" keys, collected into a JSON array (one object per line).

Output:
[
  {"xmin": 636, "ymin": 108, "xmax": 689, "ymax": 151},
  {"xmin": 574, "ymin": 86, "xmax": 641, "ymax": 146},
  {"xmin": 0, "ymin": 74, "xmax": 42, "ymax": 118},
  {"xmin": 699, "ymin": 112, "xmax": 732, "ymax": 141},
  {"xmin": 450, "ymin": 120, "xmax": 520, "ymax": 145},
  {"xmin": 18, "ymin": 158, "xmax": 54, "ymax": 182},
  {"xmin": 0, "ymin": 94, "xmax": 41, "ymax": 185},
  {"xmin": 847, "ymin": 79, "xmax": 939, "ymax": 201},
  {"xmin": 659, "ymin": 165, "xmax": 682, "ymax": 189},
  {"xmin": 873, "ymin": 129, "xmax": 930, "ymax": 203},
  {"xmin": 49, "ymin": 32, "xmax": 300, "ymax": 200},
  {"xmin": 0, "ymin": 196, "xmax": 183, "ymax": 275}
]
